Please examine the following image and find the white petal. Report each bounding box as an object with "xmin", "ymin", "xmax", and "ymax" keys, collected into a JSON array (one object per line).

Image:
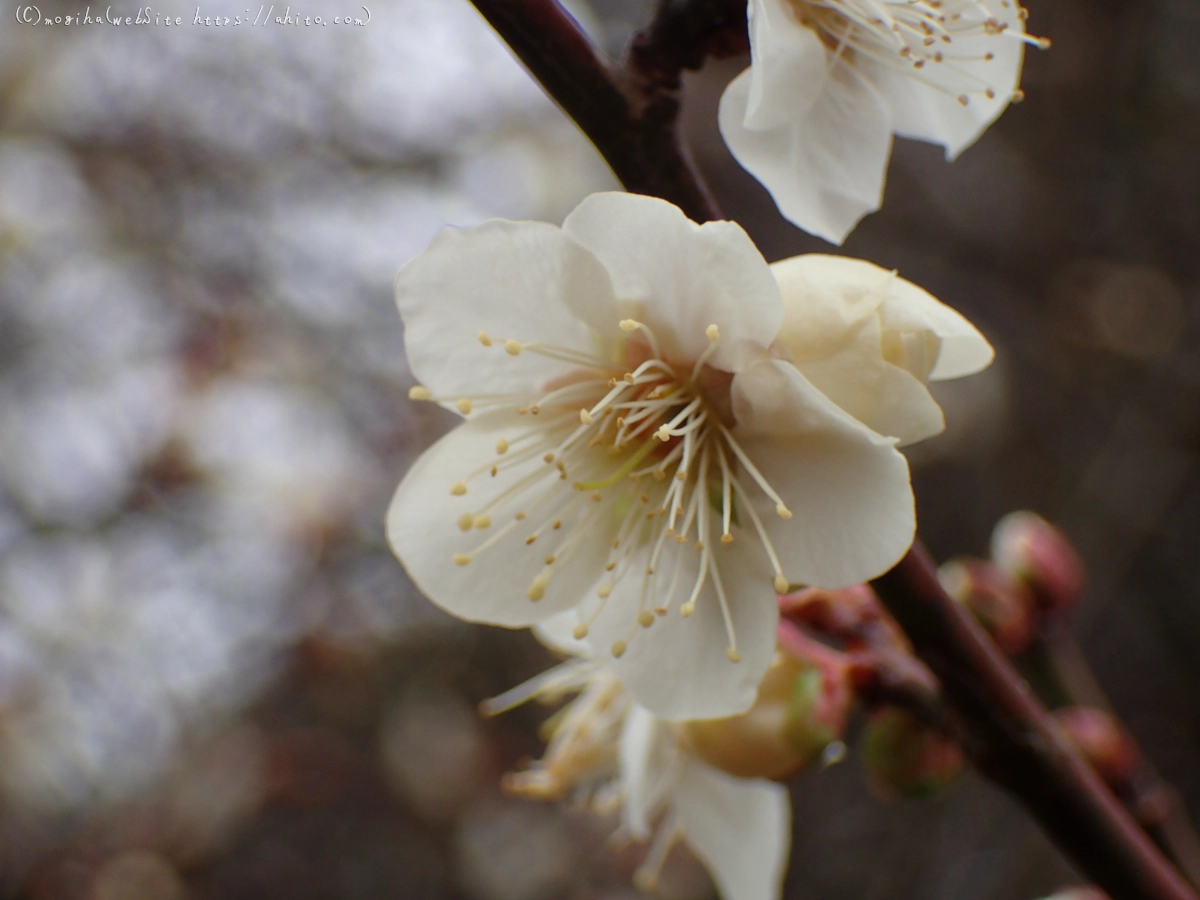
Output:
[
  {"xmin": 585, "ymin": 538, "xmax": 779, "ymax": 721},
  {"xmin": 743, "ymin": 0, "xmax": 827, "ymax": 131},
  {"xmin": 673, "ymin": 760, "xmax": 791, "ymax": 900},
  {"xmin": 876, "ymin": 277, "xmax": 994, "ymax": 380},
  {"xmin": 395, "ymin": 219, "xmax": 618, "ymax": 399},
  {"xmin": 719, "ymin": 64, "xmax": 893, "ymax": 245},
  {"xmin": 561, "ymin": 192, "xmax": 782, "ymax": 372},
  {"xmin": 732, "ymin": 360, "xmax": 915, "ymax": 589},
  {"xmin": 533, "ymin": 609, "xmax": 593, "ymax": 657},
  {"xmin": 619, "ymin": 706, "xmax": 671, "ymax": 840},
  {"xmin": 869, "ymin": 2, "xmax": 1025, "ymax": 158},
  {"xmin": 386, "ymin": 410, "xmax": 613, "ymax": 627}
]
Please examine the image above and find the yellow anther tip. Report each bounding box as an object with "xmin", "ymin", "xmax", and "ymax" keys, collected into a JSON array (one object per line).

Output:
[
  {"xmin": 527, "ymin": 585, "xmax": 545, "ymax": 602},
  {"xmin": 726, "ymin": 648, "xmax": 741, "ymax": 663},
  {"xmin": 680, "ymin": 602, "xmax": 696, "ymax": 618},
  {"xmin": 496, "ymin": 438, "xmax": 509, "ymax": 454},
  {"xmin": 721, "ymin": 533, "xmax": 733, "ymax": 545},
  {"xmin": 408, "ymin": 385, "xmax": 431, "ymax": 401},
  {"xmin": 774, "ymin": 574, "xmax": 789, "ymax": 594},
  {"xmin": 477, "ymin": 331, "xmax": 493, "ymax": 347},
  {"xmin": 456, "ymin": 398, "xmax": 473, "ymax": 415},
  {"xmin": 619, "ymin": 319, "xmax": 639, "ymax": 332},
  {"xmin": 776, "ymin": 504, "xmax": 793, "ymax": 520},
  {"xmin": 637, "ymin": 611, "xmax": 655, "ymax": 628},
  {"xmin": 504, "ymin": 339, "xmax": 523, "ymax": 356},
  {"xmin": 705, "ymin": 324, "xmax": 719, "ymax": 342},
  {"xmin": 611, "ymin": 640, "xmax": 627, "ymax": 658},
  {"xmin": 457, "ymin": 513, "xmax": 474, "ymax": 532},
  {"xmin": 598, "ymin": 585, "xmax": 612, "ymax": 598},
  {"xmin": 572, "ymin": 624, "xmax": 589, "ymax": 640},
  {"xmin": 474, "ymin": 515, "xmax": 491, "ymax": 530},
  {"xmin": 580, "ymin": 409, "xmax": 593, "ymax": 425},
  {"xmin": 450, "ymin": 482, "xmax": 468, "ymax": 496},
  {"xmin": 453, "ymin": 554, "xmax": 471, "ymax": 566}
]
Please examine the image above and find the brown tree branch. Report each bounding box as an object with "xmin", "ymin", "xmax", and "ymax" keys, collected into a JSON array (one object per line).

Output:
[
  {"xmin": 463, "ymin": 2, "xmax": 1200, "ymax": 898},
  {"xmin": 466, "ymin": 0, "xmax": 724, "ymax": 222},
  {"xmin": 872, "ymin": 545, "xmax": 1198, "ymax": 900}
]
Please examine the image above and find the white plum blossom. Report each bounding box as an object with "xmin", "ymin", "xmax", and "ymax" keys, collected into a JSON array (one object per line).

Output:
[
  {"xmin": 387, "ymin": 191, "xmax": 916, "ymax": 721},
  {"xmin": 483, "ymin": 623, "xmax": 792, "ymax": 900},
  {"xmin": 771, "ymin": 254, "xmax": 994, "ymax": 445},
  {"xmin": 718, "ymin": 0, "xmax": 1049, "ymax": 243}
]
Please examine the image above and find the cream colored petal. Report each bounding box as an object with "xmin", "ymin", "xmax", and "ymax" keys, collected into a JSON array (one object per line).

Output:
[
  {"xmin": 620, "ymin": 706, "xmax": 671, "ymax": 840},
  {"xmin": 673, "ymin": 760, "xmax": 791, "ymax": 900},
  {"xmin": 561, "ymin": 192, "xmax": 782, "ymax": 373},
  {"xmin": 395, "ymin": 219, "xmax": 618, "ymax": 400},
  {"xmin": 719, "ymin": 63, "xmax": 893, "ymax": 245},
  {"xmin": 585, "ymin": 535, "xmax": 779, "ymax": 722},
  {"xmin": 731, "ymin": 360, "xmax": 915, "ymax": 589},
  {"xmin": 387, "ymin": 410, "xmax": 613, "ymax": 627},
  {"xmin": 771, "ymin": 254, "xmax": 890, "ymax": 361},
  {"xmin": 876, "ymin": 278, "xmax": 994, "ymax": 380}
]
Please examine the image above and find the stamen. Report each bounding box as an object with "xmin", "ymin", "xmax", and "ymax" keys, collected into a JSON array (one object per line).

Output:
[
  {"xmin": 619, "ymin": 319, "xmax": 662, "ymax": 360},
  {"xmin": 478, "ymin": 331, "xmax": 493, "ymax": 347},
  {"xmin": 408, "ymin": 385, "xmax": 431, "ymax": 400}
]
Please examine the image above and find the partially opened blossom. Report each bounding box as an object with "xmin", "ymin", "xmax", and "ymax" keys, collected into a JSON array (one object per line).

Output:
[
  {"xmin": 719, "ymin": 0, "xmax": 1048, "ymax": 243},
  {"xmin": 387, "ymin": 191, "xmax": 915, "ymax": 720},
  {"xmin": 771, "ymin": 254, "xmax": 993, "ymax": 445},
  {"xmin": 484, "ymin": 623, "xmax": 792, "ymax": 900}
]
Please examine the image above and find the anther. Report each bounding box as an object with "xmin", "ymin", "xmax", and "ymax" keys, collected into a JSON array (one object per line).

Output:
[
  {"xmin": 504, "ymin": 339, "xmax": 523, "ymax": 356},
  {"xmin": 774, "ymin": 574, "xmax": 789, "ymax": 593},
  {"xmin": 525, "ymin": 535, "xmax": 536, "ymax": 545},
  {"xmin": 478, "ymin": 331, "xmax": 493, "ymax": 347},
  {"xmin": 1011, "ymin": 88, "xmax": 1025, "ymax": 102},
  {"xmin": 496, "ymin": 438, "xmax": 509, "ymax": 455},
  {"xmin": 611, "ymin": 640, "xmax": 627, "ymax": 658},
  {"xmin": 680, "ymin": 602, "xmax": 696, "ymax": 617},
  {"xmin": 515, "ymin": 512, "xmax": 526, "ymax": 521},
  {"xmin": 580, "ymin": 409, "xmax": 594, "ymax": 425},
  {"xmin": 543, "ymin": 453, "xmax": 555, "ymax": 463},
  {"xmin": 451, "ymin": 482, "xmax": 468, "ymax": 496},
  {"xmin": 726, "ymin": 648, "xmax": 741, "ymax": 663},
  {"xmin": 637, "ymin": 611, "xmax": 655, "ymax": 628},
  {"xmin": 957, "ymin": 94, "xmax": 969, "ymax": 106},
  {"xmin": 408, "ymin": 386, "xmax": 431, "ymax": 401},
  {"xmin": 474, "ymin": 515, "xmax": 491, "ymax": 530},
  {"xmin": 490, "ymin": 466, "xmax": 498, "ymax": 477},
  {"xmin": 544, "ymin": 554, "xmax": 556, "ymax": 565},
  {"xmin": 527, "ymin": 573, "xmax": 550, "ymax": 602},
  {"xmin": 453, "ymin": 554, "xmax": 471, "ymax": 566},
  {"xmin": 705, "ymin": 324, "xmax": 719, "ymax": 343},
  {"xmin": 776, "ymin": 504, "xmax": 793, "ymax": 519},
  {"xmin": 721, "ymin": 533, "xmax": 733, "ymax": 545},
  {"xmin": 598, "ymin": 584, "xmax": 612, "ymax": 597},
  {"xmin": 572, "ymin": 624, "xmax": 589, "ymax": 639},
  {"xmin": 456, "ymin": 398, "xmax": 473, "ymax": 415},
  {"xmin": 619, "ymin": 320, "xmax": 639, "ymax": 333},
  {"xmin": 458, "ymin": 513, "xmax": 475, "ymax": 532}
]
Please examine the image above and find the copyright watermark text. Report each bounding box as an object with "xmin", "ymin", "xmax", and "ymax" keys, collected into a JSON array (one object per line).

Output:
[{"xmin": 14, "ymin": 5, "xmax": 371, "ymax": 26}]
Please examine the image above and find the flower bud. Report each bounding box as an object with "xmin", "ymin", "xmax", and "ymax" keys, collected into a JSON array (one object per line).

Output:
[
  {"xmin": 991, "ymin": 511, "xmax": 1085, "ymax": 617},
  {"xmin": 1054, "ymin": 707, "xmax": 1140, "ymax": 790},
  {"xmin": 861, "ymin": 708, "xmax": 964, "ymax": 799},
  {"xmin": 939, "ymin": 558, "xmax": 1036, "ymax": 655},
  {"xmin": 678, "ymin": 646, "xmax": 853, "ymax": 782}
]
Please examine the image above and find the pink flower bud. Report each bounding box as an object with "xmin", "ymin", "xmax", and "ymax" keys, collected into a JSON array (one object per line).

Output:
[
  {"xmin": 939, "ymin": 558, "xmax": 1036, "ymax": 655},
  {"xmin": 991, "ymin": 511, "xmax": 1085, "ymax": 617},
  {"xmin": 861, "ymin": 708, "xmax": 964, "ymax": 799},
  {"xmin": 679, "ymin": 639, "xmax": 854, "ymax": 782},
  {"xmin": 1054, "ymin": 707, "xmax": 1140, "ymax": 790}
]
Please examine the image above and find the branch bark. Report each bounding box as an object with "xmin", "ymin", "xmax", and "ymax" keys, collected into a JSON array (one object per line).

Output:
[
  {"xmin": 871, "ymin": 545, "xmax": 1198, "ymax": 900},
  {"xmin": 463, "ymin": 2, "xmax": 1200, "ymax": 899}
]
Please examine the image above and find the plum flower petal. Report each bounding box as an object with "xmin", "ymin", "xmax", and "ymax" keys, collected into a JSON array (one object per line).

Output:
[
  {"xmin": 387, "ymin": 192, "xmax": 916, "ymax": 721},
  {"xmin": 771, "ymin": 254, "xmax": 993, "ymax": 445},
  {"xmin": 493, "ymin": 656, "xmax": 791, "ymax": 900},
  {"xmin": 719, "ymin": 0, "xmax": 1046, "ymax": 243}
]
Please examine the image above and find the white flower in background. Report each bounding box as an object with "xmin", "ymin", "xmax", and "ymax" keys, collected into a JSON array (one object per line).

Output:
[
  {"xmin": 771, "ymin": 254, "xmax": 994, "ymax": 445},
  {"xmin": 484, "ymin": 623, "xmax": 792, "ymax": 900},
  {"xmin": 719, "ymin": 0, "xmax": 1049, "ymax": 243},
  {"xmin": 387, "ymin": 191, "xmax": 916, "ymax": 721}
]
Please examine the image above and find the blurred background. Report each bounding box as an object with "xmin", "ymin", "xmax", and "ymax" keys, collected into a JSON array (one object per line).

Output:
[{"xmin": 0, "ymin": 0, "xmax": 1197, "ymax": 897}]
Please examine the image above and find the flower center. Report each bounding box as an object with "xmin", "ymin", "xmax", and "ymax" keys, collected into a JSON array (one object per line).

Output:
[
  {"xmin": 409, "ymin": 321, "xmax": 796, "ymax": 665},
  {"xmin": 789, "ymin": 0, "xmax": 1049, "ymax": 106}
]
